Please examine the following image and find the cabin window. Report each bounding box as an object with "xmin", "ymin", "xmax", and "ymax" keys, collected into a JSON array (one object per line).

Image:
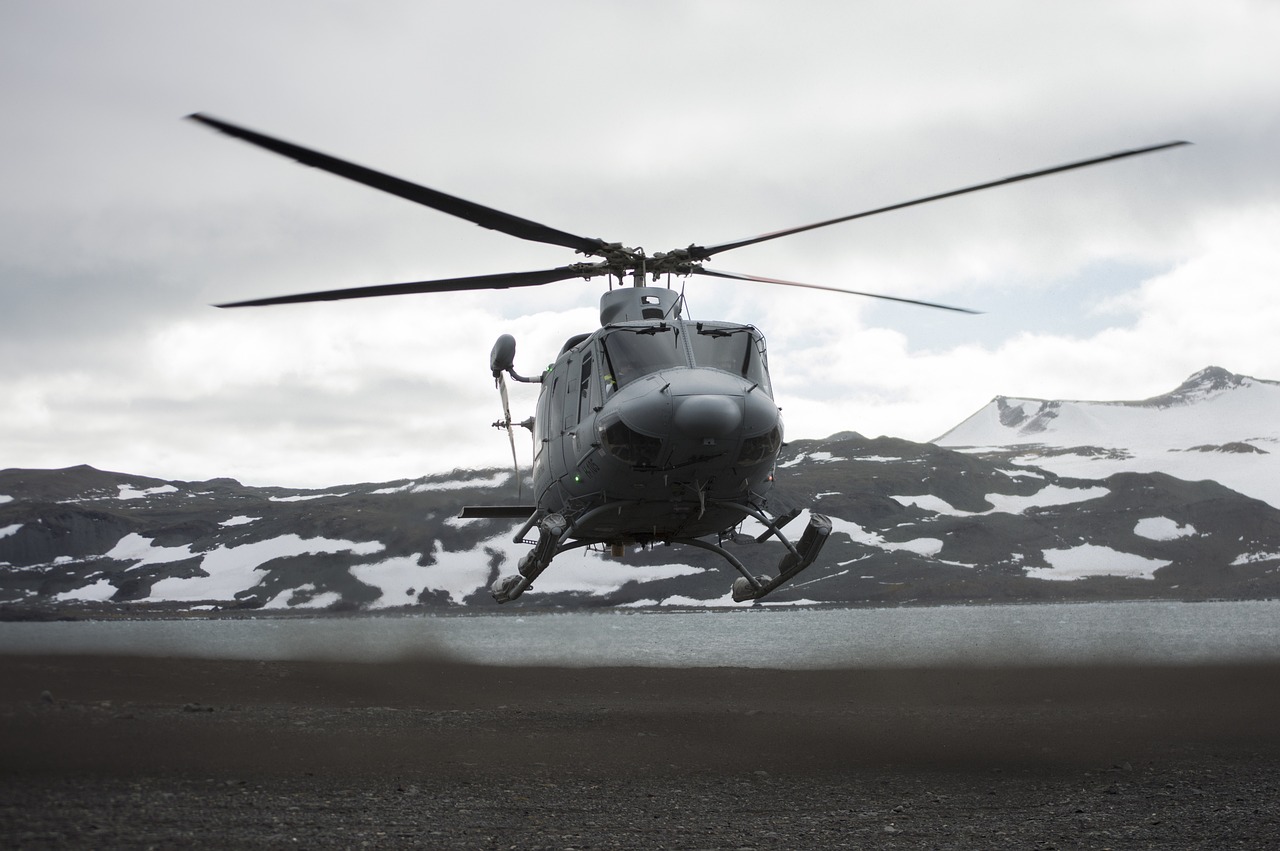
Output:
[
  {"xmin": 576, "ymin": 351, "xmax": 593, "ymax": 423},
  {"xmin": 600, "ymin": 326, "xmax": 685, "ymax": 388},
  {"xmin": 689, "ymin": 326, "xmax": 772, "ymax": 393}
]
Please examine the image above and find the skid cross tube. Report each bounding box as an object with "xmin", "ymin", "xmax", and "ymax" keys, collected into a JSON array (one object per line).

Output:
[
  {"xmin": 710, "ymin": 500, "xmax": 804, "ymax": 562},
  {"xmin": 670, "ymin": 536, "xmax": 763, "ymax": 591}
]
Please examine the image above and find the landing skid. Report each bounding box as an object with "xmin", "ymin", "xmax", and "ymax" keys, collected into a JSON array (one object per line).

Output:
[
  {"xmin": 690, "ymin": 504, "xmax": 831, "ymax": 602},
  {"xmin": 490, "ymin": 512, "xmax": 568, "ymax": 603},
  {"xmin": 731, "ymin": 511, "xmax": 831, "ymax": 602},
  {"xmin": 490, "ymin": 501, "xmax": 652, "ymax": 602},
  {"xmin": 488, "ymin": 503, "xmax": 832, "ymax": 605}
]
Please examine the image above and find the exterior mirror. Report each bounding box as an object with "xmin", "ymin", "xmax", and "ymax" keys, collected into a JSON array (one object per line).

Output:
[{"xmin": 490, "ymin": 334, "xmax": 517, "ymax": 376}]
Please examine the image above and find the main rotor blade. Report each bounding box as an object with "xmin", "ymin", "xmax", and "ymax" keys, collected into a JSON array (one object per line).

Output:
[
  {"xmin": 497, "ymin": 374, "xmax": 522, "ymax": 500},
  {"xmin": 215, "ymin": 266, "xmax": 597, "ymax": 308},
  {"xmin": 187, "ymin": 113, "xmax": 608, "ymax": 255},
  {"xmin": 690, "ymin": 140, "xmax": 1191, "ymax": 259},
  {"xmin": 693, "ymin": 267, "xmax": 980, "ymax": 313}
]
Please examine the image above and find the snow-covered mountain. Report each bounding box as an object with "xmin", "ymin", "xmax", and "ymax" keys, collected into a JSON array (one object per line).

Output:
[{"xmin": 936, "ymin": 367, "xmax": 1280, "ymax": 508}]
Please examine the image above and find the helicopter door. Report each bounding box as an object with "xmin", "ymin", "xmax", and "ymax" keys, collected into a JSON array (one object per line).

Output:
[
  {"xmin": 570, "ymin": 348, "xmax": 597, "ymax": 459},
  {"xmin": 531, "ymin": 376, "xmax": 552, "ymax": 487},
  {"xmin": 546, "ymin": 372, "xmax": 567, "ymax": 477}
]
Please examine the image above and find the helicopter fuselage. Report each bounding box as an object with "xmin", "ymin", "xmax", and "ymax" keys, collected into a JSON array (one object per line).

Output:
[{"xmin": 529, "ymin": 290, "xmax": 783, "ymax": 546}]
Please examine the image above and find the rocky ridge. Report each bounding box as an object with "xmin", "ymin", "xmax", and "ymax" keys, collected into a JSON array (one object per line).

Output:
[{"xmin": 4, "ymin": 426, "xmax": 1280, "ymax": 614}]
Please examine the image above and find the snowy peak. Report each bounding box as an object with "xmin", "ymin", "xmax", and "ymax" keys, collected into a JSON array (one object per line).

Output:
[
  {"xmin": 1173, "ymin": 365, "xmax": 1250, "ymax": 395},
  {"xmin": 1141, "ymin": 366, "xmax": 1279, "ymax": 408},
  {"xmin": 934, "ymin": 367, "xmax": 1280, "ymax": 509},
  {"xmin": 936, "ymin": 367, "xmax": 1280, "ymax": 448}
]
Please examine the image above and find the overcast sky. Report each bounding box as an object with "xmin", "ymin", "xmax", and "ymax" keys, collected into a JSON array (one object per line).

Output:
[{"xmin": 3, "ymin": 1, "xmax": 1278, "ymax": 487}]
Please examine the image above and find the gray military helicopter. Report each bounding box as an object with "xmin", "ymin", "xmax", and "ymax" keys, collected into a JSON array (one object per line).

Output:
[{"xmin": 189, "ymin": 114, "xmax": 1185, "ymax": 603}]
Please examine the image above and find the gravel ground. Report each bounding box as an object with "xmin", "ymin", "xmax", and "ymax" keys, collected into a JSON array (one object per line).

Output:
[{"xmin": 2, "ymin": 655, "xmax": 1279, "ymax": 849}]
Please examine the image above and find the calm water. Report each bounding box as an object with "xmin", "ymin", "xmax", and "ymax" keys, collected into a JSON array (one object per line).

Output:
[{"xmin": 1, "ymin": 600, "xmax": 1278, "ymax": 667}]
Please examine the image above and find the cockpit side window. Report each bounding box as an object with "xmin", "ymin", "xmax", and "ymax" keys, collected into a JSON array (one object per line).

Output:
[{"xmin": 600, "ymin": 325, "xmax": 686, "ymax": 388}]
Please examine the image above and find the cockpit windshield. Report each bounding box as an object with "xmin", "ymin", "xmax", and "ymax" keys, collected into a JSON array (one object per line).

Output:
[
  {"xmin": 601, "ymin": 325, "xmax": 686, "ymax": 388},
  {"xmin": 688, "ymin": 324, "xmax": 771, "ymax": 392}
]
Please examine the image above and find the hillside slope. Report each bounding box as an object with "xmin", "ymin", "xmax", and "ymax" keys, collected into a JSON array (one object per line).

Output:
[{"xmin": 5, "ymin": 430, "xmax": 1280, "ymax": 613}]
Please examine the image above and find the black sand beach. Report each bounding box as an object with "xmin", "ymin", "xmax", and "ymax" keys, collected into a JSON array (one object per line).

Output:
[{"xmin": 3, "ymin": 654, "xmax": 1279, "ymax": 848}]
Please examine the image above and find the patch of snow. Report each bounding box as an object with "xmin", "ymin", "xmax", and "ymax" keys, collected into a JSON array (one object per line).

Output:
[
  {"xmin": 0, "ymin": 494, "xmax": 12, "ymax": 504},
  {"xmin": 827, "ymin": 516, "xmax": 885, "ymax": 547},
  {"xmin": 1231, "ymin": 551, "xmax": 1280, "ymax": 565},
  {"xmin": 297, "ymin": 591, "xmax": 346, "ymax": 609},
  {"xmin": 369, "ymin": 472, "xmax": 520, "ymax": 494},
  {"xmin": 532, "ymin": 556, "xmax": 705, "ymax": 596},
  {"xmin": 355, "ymin": 525, "xmax": 523, "ymax": 606},
  {"xmin": 985, "ymin": 485, "xmax": 1109, "ymax": 513},
  {"xmin": 1134, "ymin": 517, "xmax": 1197, "ymax": 541},
  {"xmin": 1025, "ymin": 545, "xmax": 1169, "ymax": 581},
  {"xmin": 656, "ymin": 592, "xmax": 818, "ymax": 608},
  {"xmin": 148, "ymin": 534, "xmax": 385, "ymax": 602},
  {"xmin": 262, "ymin": 584, "xmax": 344, "ymax": 610},
  {"xmin": 791, "ymin": 568, "xmax": 851, "ymax": 588},
  {"xmin": 1, "ymin": 523, "xmax": 22, "ymax": 539},
  {"xmin": 117, "ymin": 484, "xmax": 178, "ymax": 500},
  {"xmin": 423, "ymin": 540, "xmax": 507, "ymax": 604},
  {"xmin": 855, "ymin": 456, "xmax": 904, "ymax": 462},
  {"xmin": 410, "ymin": 472, "xmax": 511, "ymax": 492},
  {"xmin": 220, "ymin": 515, "xmax": 258, "ymax": 527},
  {"xmin": 347, "ymin": 519, "xmax": 707, "ymax": 605},
  {"xmin": 778, "ymin": 451, "xmax": 846, "ymax": 468},
  {"xmin": 105, "ymin": 533, "xmax": 195, "ymax": 567},
  {"xmin": 659, "ymin": 593, "xmax": 743, "ymax": 608},
  {"xmin": 352, "ymin": 552, "xmax": 449, "ymax": 606},
  {"xmin": 53, "ymin": 578, "xmax": 117, "ymax": 602},
  {"xmin": 891, "ymin": 538, "xmax": 945, "ymax": 557},
  {"xmin": 892, "ymin": 494, "xmax": 960, "ymax": 514},
  {"xmin": 827, "ymin": 515, "xmax": 944, "ymax": 558},
  {"xmin": 1014, "ymin": 450, "xmax": 1280, "ymax": 509},
  {"xmin": 891, "ymin": 485, "xmax": 1107, "ymax": 517},
  {"xmin": 269, "ymin": 492, "xmax": 349, "ymax": 502}
]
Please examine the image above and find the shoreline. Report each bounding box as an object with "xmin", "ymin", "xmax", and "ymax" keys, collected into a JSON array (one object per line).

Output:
[{"xmin": 5, "ymin": 593, "xmax": 1278, "ymax": 623}]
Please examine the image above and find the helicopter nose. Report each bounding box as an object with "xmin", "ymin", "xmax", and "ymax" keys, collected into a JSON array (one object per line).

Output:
[{"xmin": 672, "ymin": 394, "xmax": 743, "ymax": 439}]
